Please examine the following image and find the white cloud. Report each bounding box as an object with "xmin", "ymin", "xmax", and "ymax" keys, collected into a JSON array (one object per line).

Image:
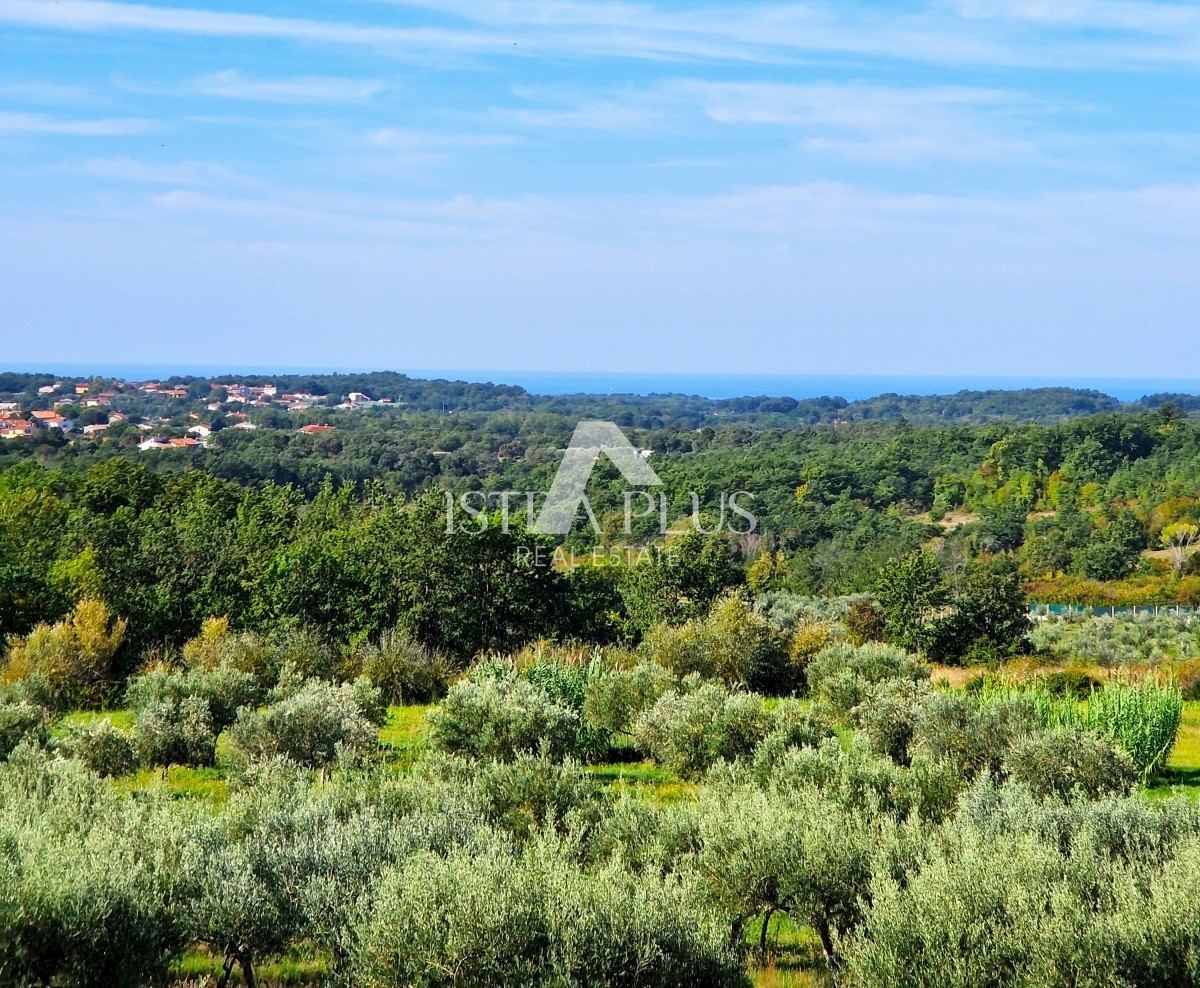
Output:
[
  {"xmin": 188, "ymin": 71, "xmax": 385, "ymax": 103},
  {"xmin": 0, "ymin": 111, "xmax": 151, "ymax": 135},
  {"xmin": 67, "ymin": 157, "xmax": 252, "ymax": 186},
  {"xmin": 2, "ymin": 0, "xmax": 1188, "ymax": 69},
  {"xmin": 681, "ymin": 81, "xmax": 1039, "ymax": 162},
  {"xmin": 365, "ymin": 128, "xmax": 516, "ymax": 149}
]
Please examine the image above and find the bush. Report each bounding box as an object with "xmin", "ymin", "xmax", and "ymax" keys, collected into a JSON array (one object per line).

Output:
[
  {"xmin": 1, "ymin": 599, "xmax": 126, "ymax": 709},
  {"xmin": 134, "ymin": 696, "xmax": 218, "ymax": 769},
  {"xmin": 806, "ymin": 642, "xmax": 930, "ymax": 716},
  {"xmin": 0, "ymin": 700, "xmax": 47, "ymax": 760},
  {"xmin": 1041, "ymin": 667, "xmax": 1101, "ymax": 700},
  {"xmin": 842, "ymin": 796, "xmax": 1200, "ymax": 988},
  {"xmin": 126, "ymin": 662, "xmax": 262, "ymax": 731},
  {"xmin": 642, "ymin": 593, "xmax": 795, "ymax": 694},
  {"xmin": 417, "ymin": 751, "xmax": 607, "ymax": 845},
  {"xmin": 852, "ymin": 678, "xmax": 935, "ymax": 765},
  {"xmin": 0, "ymin": 748, "xmax": 190, "ymax": 986},
  {"xmin": 60, "ymin": 718, "xmax": 137, "ymax": 777},
  {"xmin": 583, "ymin": 662, "xmax": 675, "ymax": 737},
  {"xmin": 228, "ymin": 678, "xmax": 380, "ymax": 769},
  {"xmin": 844, "ymin": 598, "xmax": 886, "ymax": 644},
  {"xmin": 1005, "ymin": 727, "xmax": 1136, "ymax": 799},
  {"xmin": 634, "ymin": 683, "xmax": 775, "ymax": 779},
  {"xmin": 427, "ymin": 676, "xmax": 579, "ymax": 763},
  {"xmin": 910, "ymin": 692, "xmax": 1040, "ymax": 781},
  {"xmin": 355, "ymin": 626, "xmax": 455, "ymax": 704},
  {"xmin": 788, "ymin": 621, "xmax": 838, "ymax": 671},
  {"xmin": 763, "ymin": 737, "xmax": 962, "ymax": 823},
  {"xmin": 346, "ymin": 841, "xmax": 746, "ymax": 988},
  {"xmin": 183, "ymin": 617, "xmax": 333, "ymax": 687}
]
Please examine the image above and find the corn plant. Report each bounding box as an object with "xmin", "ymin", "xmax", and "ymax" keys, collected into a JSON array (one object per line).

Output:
[{"xmin": 979, "ymin": 680, "xmax": 1182, "ymax": 783}]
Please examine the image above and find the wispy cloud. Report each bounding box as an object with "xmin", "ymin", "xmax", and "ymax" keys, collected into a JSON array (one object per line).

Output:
[
  {"xmin": 187, "ymin": 71, "xmax": 385, "ymax": 103},
  {"xmin": 682, "ymin": 81, "xmax": 1039, "ymax": 162},
  {"xmin": 0, "ymin": 81, "xmax": 101, "ymax": 104},
  {"xmin": 0, "ymin": 0, "xmax": 495, "ymax": 53},
  {"xmin": 365, "ymin": 128, "xmax": 516, "ymax": 150},
  {"xmin": 2, "ymin": 0, "xmax": 1183, "ymax": 69},
  {"xmin": 0, "ymin": 111, "xmax": 151, "ymax": 135},
  {"xmin": 67, "ymin": 157, "xmax": 254, "ymax": 187}
]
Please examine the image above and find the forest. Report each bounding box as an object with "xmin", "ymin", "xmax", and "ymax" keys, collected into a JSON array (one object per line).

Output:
[{"xmin": 4, "ymin": 374, "xmax": 1200, "ymax": 986}]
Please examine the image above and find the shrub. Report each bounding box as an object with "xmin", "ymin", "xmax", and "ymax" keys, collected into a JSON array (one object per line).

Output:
[
  {"xmin": 1041, "ymin": 667, "xmax": 1101, "ymax": 700},
  {"xmin": 0, "ymin": 748, "xmax": 191, "ymax": 986},
  {"xmin": 228, "ymin": 678, "xmax": 380, "ymax": 769},
  {"xmin": 134, "ymin": 696, "xmax": 218, "ymax": 770},
  {"xmin": 183, "ymin": 617, "xmax": 333, "ymax": 687},
  {"xmin": 520, "ymin": 658, "xmax": 612, "ymax": 762},
  {"xmin": 427, "ymin": 676, "xmax": 579, "ymax": 763},
  {"xmin": 0, "ymin": 700, "xmax": 47, "ymax": 760},
  {"xmin": 1, "ymin": 599, "xmax": 126, "ymax": 709},
  {"xmin": 355, "ymin": 626, "xmax": 455, "ymax": 704},
  {"xmin": 910, "ymin": 693, "xmax": 1039, "ymax": 780},
  {"xmin": 1005, "ymin": 727, "xmax": 1136, "ymax": 799},
  {"xmin": 806, "ymin": 642, "xmax": 930, "ymax": 717},
  {"xmin": 346, "ymin": 842, "xmax": 746, "ymax": 988},
  {"xmin": 763, "ymin": 737, "xmax": 962, "ymax": 823},
  {"xmin": 417, "ymin": 751, "xmax": 607, "ymax": 845},
  {"xmin": 633, "ymin": 683, "xmax": 774, "ymax": 778},
  {"xmin": 842, "ymin": 798, "xmax": 1200, "ymax": 988},
  {"xmin": 60, "ymin": 718, "xmax": 137, "ymax": 777},
  {"xmin": 843, "ymin": 598, "xmax": 887, "ymax": 644},
  {"xmin": 583, "ymin": 662, "xmax": 675, "ymax": 737},
  {"xmin": 788, "ymin": 621, "xmax": 838, "ymax": 670},
  {"xmin": 642, "ymin": 592, "xmax": 795, "ymax": 694},
  {"xmin": 126, "ymin": 662, "xmax": 262, "ymax": 731},
  {"xmin": 852, "ymin": 678, "xmax": 935, "ymax": 765}
]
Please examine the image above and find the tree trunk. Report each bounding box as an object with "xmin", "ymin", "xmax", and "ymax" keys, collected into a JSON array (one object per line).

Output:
[
  {"xmin": 238, "ymin": 949, "xmax": 257, "ymax": 988},
  {"xmin": 815, "ymin": 915, "xmax": 840, "ymax": 986},
  {"xmin": 758, "ymin": 908, "xmax": 776, "ymax": 966}
]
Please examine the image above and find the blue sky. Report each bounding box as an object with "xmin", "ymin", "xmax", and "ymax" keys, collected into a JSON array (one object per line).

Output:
[{"xmin": 2, "ymin": 0, "xmax": 1200, "ymax": 376}]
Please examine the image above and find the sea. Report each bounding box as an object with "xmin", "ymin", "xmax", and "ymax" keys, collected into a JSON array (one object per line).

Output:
[{"xmin": 4, "ymin": 364, "xmax": 1198, "ymax": 404}]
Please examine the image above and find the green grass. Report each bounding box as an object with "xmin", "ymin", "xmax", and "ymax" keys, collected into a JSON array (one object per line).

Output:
[
  {"xmin": 173, "ymin": 946, "xmax": 328, "ymax": 985},
  {"xmin": 378, "ymin": 704, "xmax": 430, "ymax": 770},
  {"xmin": 1146, "ymin": 701, "xmax": 1200, "ymax": 799},
  {"xmin": 113, "ymin": 764, "xmax": 230, "ymax": 806},
  {"xmin": 746, "ymin": 913, "xmax": 833, "ymax": 987},
  {"xmin": 584, "ymin": 760, "xmax": 699, "ymax": 803},
  {"xmin": 52, "ymin": 707, "xmax": 135, "ymax": 737}
]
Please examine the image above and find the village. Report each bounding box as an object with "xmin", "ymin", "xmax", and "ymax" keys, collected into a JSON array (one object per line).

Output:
[{"xmin": 0, "ymin": 377, "xmax": 392, "ymax": 448}]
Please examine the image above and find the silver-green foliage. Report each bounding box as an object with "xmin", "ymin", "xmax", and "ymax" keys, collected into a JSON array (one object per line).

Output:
[
  {"xmin": 0, "ymin": 699, "xmax": 47, "ymax": 760},
  {"xmin": 228, "ymin": 677, "xmax": 380, "ymax": 769},
  {"xmin": 58, "ymin": 718, "xmax": 137, "ymax": 777},
  {"xmin": 633, "ymin": 682, "xmax": 775, "ymax": 779},
  {"xmin": 134, "ymin": 695, "xmax": 218, "ymax": 769},
  {"xmin": 346, "ymin": 838, "xmax": 748, "ymax": 988},
  {"xmin": 0, "ymin": 747, "xmax": 193, "ymax": 986},
  {"xmin": 843, "ymin": 780, "xmax": 1200, "ymax": 988},
  {"xmin": 427, "ymin": 676, "xmax": 579, "ymax": 763},
  {"xmin": 806, "ymin": 642, "xmax": 930, "ymax": 716}
]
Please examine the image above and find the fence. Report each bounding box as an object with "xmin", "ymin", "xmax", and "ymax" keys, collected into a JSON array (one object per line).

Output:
[{"xmin": 1029, "ymin": 603, "xmax": 1200, "ymax": 620}]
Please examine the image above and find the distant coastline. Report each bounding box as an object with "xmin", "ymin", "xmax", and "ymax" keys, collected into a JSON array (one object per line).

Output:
[{"xmin": 3, "ymin": 364, "xmax": 1198, "ymax": 404}]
